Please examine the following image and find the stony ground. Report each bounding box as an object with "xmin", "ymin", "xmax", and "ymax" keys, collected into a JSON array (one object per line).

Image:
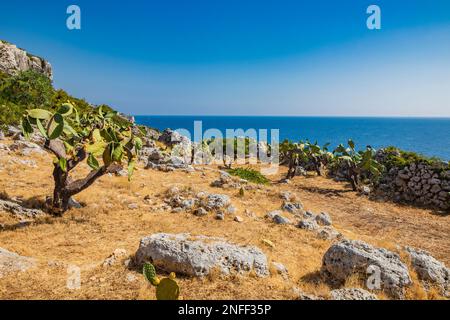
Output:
[{"xmin": 0, "ymin": 139, "xmax": 449, "ymax": 300}]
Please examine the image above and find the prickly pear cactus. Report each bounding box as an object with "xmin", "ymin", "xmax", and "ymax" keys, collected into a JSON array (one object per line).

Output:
[
  {"xmin": 156, "ymin": 278, "xmax": 180, "ymax": 300},
  {"xmin": 143, "ymin": 262, "xmax": 180, "ymax": 299},
  {"xmin": 143, "ymin": 262, "xmax": 160, "ymax": 286}
]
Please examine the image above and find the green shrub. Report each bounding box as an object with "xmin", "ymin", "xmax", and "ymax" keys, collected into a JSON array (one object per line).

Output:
[
  {"xmin": 383, "ymin": 146, "xmax": 449, "ymax": 171},
  {"xmin": 0, "ymin": 70, "xmax": 53, "ymax": 108},
  {"xmin": 0, "ymin": 71, "xmax": 130, "ymax": 130},
  {"xmin": 228, "ymin": 167, "xmax": 270, "ymax": 185}
]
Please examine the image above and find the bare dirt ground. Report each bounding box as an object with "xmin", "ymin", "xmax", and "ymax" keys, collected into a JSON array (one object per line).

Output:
[{"xmin": 0, "ymin": 142, "xmax": 448, "ymax": 300}]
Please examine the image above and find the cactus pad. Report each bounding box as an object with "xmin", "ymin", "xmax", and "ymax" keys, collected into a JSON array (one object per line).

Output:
[
  {"xmin": 143, "ymin": 262, "xmax": 157, "ymax": 283},
  {"xmin": 156, "ymin": 278, "xmax": 180, "ymax": 300}
]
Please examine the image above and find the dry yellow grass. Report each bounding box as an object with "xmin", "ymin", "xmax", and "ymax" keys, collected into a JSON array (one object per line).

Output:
[{"xmin": 0, "ymin": 142, "xmax": 448, "ymax": 300}]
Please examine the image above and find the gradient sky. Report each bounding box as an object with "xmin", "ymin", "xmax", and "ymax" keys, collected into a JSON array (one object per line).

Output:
[{"xmin": 1, "ymin": 0, "xmax": 449, "ymax": 116}]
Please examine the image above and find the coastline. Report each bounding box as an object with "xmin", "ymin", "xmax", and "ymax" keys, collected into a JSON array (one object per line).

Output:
[{"xmin": 134, "ymin": 115, "xmax": 450, "ymax": 161}]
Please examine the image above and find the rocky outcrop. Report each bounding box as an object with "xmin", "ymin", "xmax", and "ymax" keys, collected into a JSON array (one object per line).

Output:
[
  {"xmin": 315, "ymin": 212, "xmax": 332, "ymax": 226},
  {"xmin": 0, "ymin": 247, "xmax": 36, "ymax": 278},
  {"xmin": 406, "ymin": 247, "xmax": 449, "ymax": 293},
  {"xmin": 0, "ymin": 40, "xmax": 52, "ymax": 79},
  {"xmin": 9, "ymin": 140, "xmax": 45, "ymax": 156},
  {"xmin": 134, "ymin": 233, "xmax": 269, "ymax": 277},
  {"xmin": 329, "ymin": 288, "xmax": 378, "ymax": 300},
  {"xmin": 266, "ymin": 210, "xmax": 291, "ymax": 225},
  {"xmin": 103, "ymin": 249, "xmax": 128, "ymax": 267},
  {"xmin": 162, "ymin": 186, "xmax": 234, "ymax": 215},
  {"xmin": 0, "ymin": 199, "xmax": 45, "ymax": 218},
  {"xmin": 322, "ymin": 240, "xmax": 412, "ymax": 298}
]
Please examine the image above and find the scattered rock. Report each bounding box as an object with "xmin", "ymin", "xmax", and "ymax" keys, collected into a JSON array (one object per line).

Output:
[
  {"xmin": 9, "ymin": 157, "xmax": 37, "ymax": 168},
  {"xmin": 215, "ymin": 211, "xmax": 225, "ymax": 220},
  {"xmin": 244, "ymin": 209, "xmax": 256, "ymax": 218},
  {"xmin": 329, "ymin": 288, "xmax": 378, "ymax": 300},
  {"xmin": 0, "ymin": 247, "xmax": 36, "ymax": 278},
  {"xmin": 0, "ymin": 143, "xmax": 9, "ymax": 152},
  {"xmin": 272, "ymin": 262, "xmax": 288, "ymax": 279},
  {"xmin": 406, "ymin": 247, "xmax": 450, "ymax": 292},
  {"xmin": 193, "ymin": 207, "xmax": 208, "ymax": 216},
  {"xmin": 361, "ymin": 186, "xmax": 371, "ymax": 195},
  {"xmin": 181, "ymin": 199, "xmax": 196, "ymax": 210},
  {"xmin": 126, "ymin": 273, "xmax": 138, "ymax": 283},
  {"xmin": 317, "ymin": 226, "xmax": 342, "ymax": 241},
  {"xmin": 303, "ymin": 211, "xmax": 316, "ymax": 219},
  {"xmin": 47, "ymin": 260, "xmax": 67, "ymax": 268},
  {"xmin": 266, "ymin": 210, "xmax": 282, "ymax": 219},
  {"xmin": 128, "ymin": 203, "xmax": 139, "ymax": 210},
  {"xmin": 298, "ymin": 219, "xmax": 319, "ymax": 231},
  {"xmin": 7, "ymin": 125, "xmax": 22, "ymax": 138},
  {"xmin": 279, "ymin": 191, "xmax": 300, "ymax": 202},
  {"xmin": 103, "ymin": 249, "xmax": 128, "ymax": 267},
  {"xmin": 202, "ymin": 194, "xmax": 231, "ymax": 211},
  {"xmin": 322, "ymin": 240, "xmax": 412, "ymax": 298},
  {"xmin": 166, "ymin": 186, "xmax": 180, "ymax": 196},
  {"xmin": 234, "ymin": 216, "xmax": 244, "ymax": 223},
  {"xmin": 282, "ymin": 202, "xmax": 304, "ymax": 215},
  {"xmin": 315, "ymin": 212, "xmax": 332, "ymax": 226},
  {"xmin": 171, "ymin": 207, "xmax": 183, "ymax": 213},
  {"xmin": 292, "ymin": 287, "xmax": 322, "ymax": 300},
  {"xmin": 0, "ymin": 199, "xmax": 45, "ymax": 218},
  {"xmin": 9, "ymin": 140, "xmax": 44, "ymax": 156},
  {"xmin": 68, "ymin": 197, "xmax": 83, "ymax": 209},
  {"xmin": 272, "ymin": 214, "xmax": 291, "ymax": 225},
  {"xmin": 134, "ymin": 233, "xmax": 269, "ymax": 277},
  {"xmin": 115, "ymin": 169, "xmax": 128, "ymax": 177},
  {"xmin": 227, "ymin": 205, "xmax": 237, "ymax": 214},
  {"xmin": 294, "ymin": 166, "xmax": 307, "ymax": 176}
]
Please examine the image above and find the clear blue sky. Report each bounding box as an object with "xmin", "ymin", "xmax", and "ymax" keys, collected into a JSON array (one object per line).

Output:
[{"xmin": 1, "ymin": 0, "xmax": 449, "ymax": 116}]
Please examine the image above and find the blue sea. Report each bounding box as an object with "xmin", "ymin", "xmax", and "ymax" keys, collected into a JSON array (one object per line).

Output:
[{"xmin": 134, "ymin": 116, "xmax": 450, "ymax": 161}]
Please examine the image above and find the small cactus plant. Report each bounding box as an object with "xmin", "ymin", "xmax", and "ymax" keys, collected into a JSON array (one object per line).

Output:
[{"xmin": 143, "ymin": 262, "xmax": 180, "ymax": 300}]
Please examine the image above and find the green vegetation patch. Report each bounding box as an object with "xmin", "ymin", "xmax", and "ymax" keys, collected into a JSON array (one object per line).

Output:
[
  {"xmin": 383, "ymin": 146, "xmax": 449, "ymax": 172},
  {"xmin": 0, "ymin": 70, "xmax": 132, "ymax": 130},
  {"xmin": 227, "ymin": 167, "xmax": 270, "ymax": 185}
]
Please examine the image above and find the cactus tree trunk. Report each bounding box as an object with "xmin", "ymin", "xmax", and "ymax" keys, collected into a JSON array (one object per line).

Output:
[
  {"xmin": 50, "ymin": 160, "xmax": 122, "ymax": 215},
  {"xmin": 52, "ymin": 165, "xmax": 71, "ymax": 214}
]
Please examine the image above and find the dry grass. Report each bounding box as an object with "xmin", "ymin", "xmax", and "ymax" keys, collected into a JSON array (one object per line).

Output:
[{"xmin": 0, "ymin": 142, "xmax": 449, "ymax": 300}]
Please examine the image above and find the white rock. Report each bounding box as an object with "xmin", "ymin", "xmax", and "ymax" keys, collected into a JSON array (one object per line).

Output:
[
  {"xmin": 298, "ymin": 219, "xmax": 319, "ymax": 231},
  {"xmin": 135, "ymin": 233, "xmax": 269, "ymax": 277},
  {"xmin": 317, "ymin": 226, "xmax": 341, "ymax": 241},
  {"xmin": 103, "ymin": 249, "xmax": 128, "ymax": 267},
  {"xmin": 330, "ymin": 288, "xmax": 378, "ymax": 300},
  {"xmin": 0, "ymin": 199, "xmax": 45, "ymax": 218},
  {"xmin": 406, "ymin": 247, "xmax": 450, "ymax": 291},
  {"xmin": 322, "ymin": 240, "xmax": 412, "ymax": 298},
  {"xmin": 315, "ymin": 212, "xmax": 332, "ymax": 226},
  {"xmin": 193, "ymin": 207, "xmax": 208, "ymax": 216},
  {"xmin": 202, "ymin": 194, "xmax": 231, "ymax": 210}
]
